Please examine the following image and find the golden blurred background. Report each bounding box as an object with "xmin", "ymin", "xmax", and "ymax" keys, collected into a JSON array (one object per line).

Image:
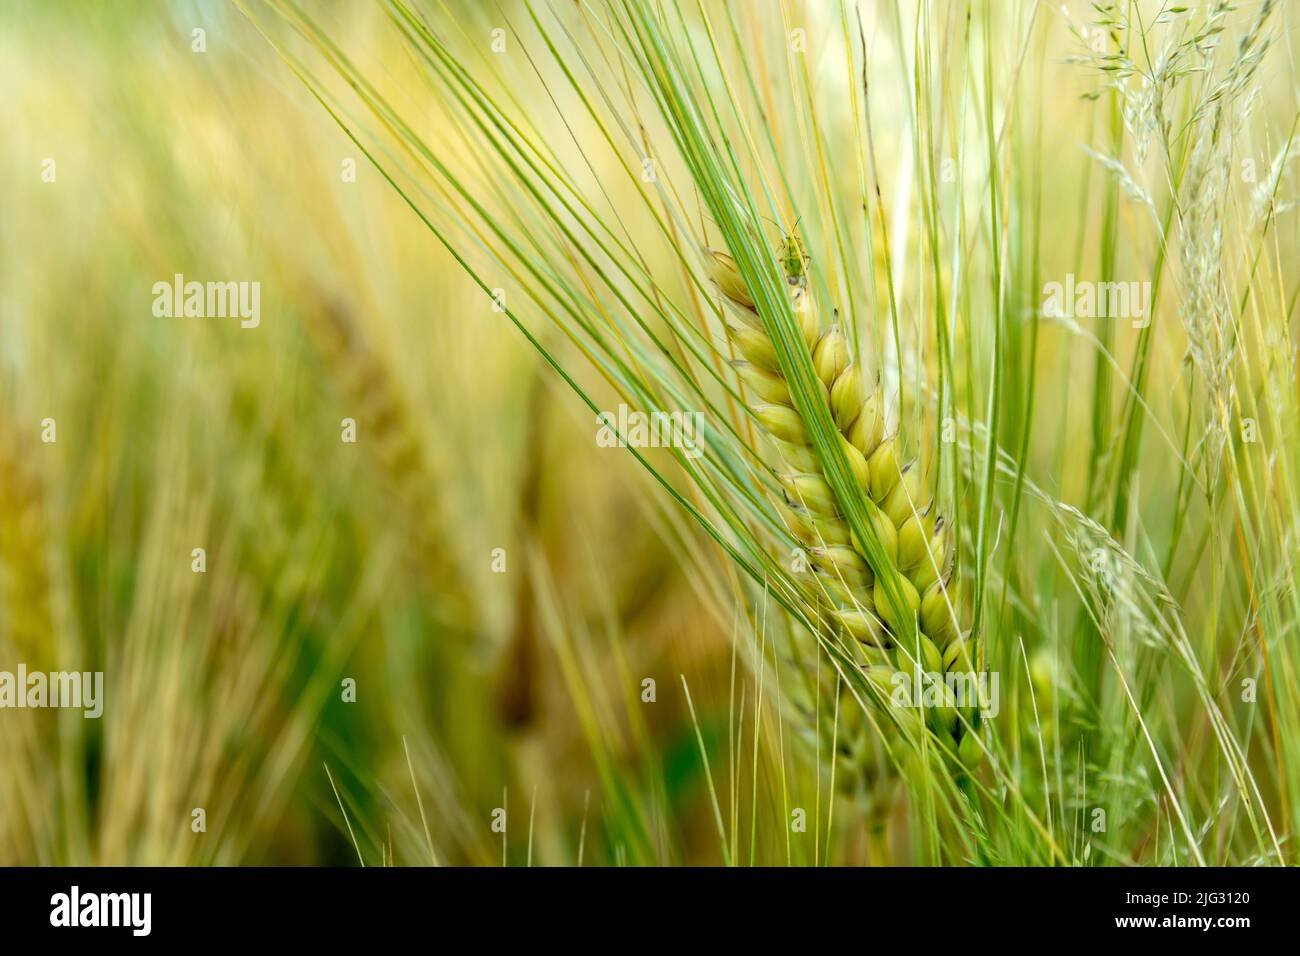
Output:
[{"xmin": 0, "ymin": 0, "xmax": 762, "ymax": 865}]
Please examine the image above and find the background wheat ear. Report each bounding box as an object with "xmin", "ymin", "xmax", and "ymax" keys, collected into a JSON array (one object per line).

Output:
[
  {"xmin": 0, "ymin": 413, "xmax": 56, "ymax": 672},
  {"xmin": 705, "ymin": 247, "xmax": 982, "ymax": 768}
]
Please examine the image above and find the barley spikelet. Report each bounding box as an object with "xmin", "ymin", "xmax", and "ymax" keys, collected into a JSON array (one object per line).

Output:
[{"xmin": 705, "ymin": 244, "xmax": 982, "ymax": 768}]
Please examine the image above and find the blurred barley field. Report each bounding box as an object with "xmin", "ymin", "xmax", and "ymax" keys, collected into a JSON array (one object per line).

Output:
[{"xmin": 2, "ymin": 0, "xmax": 1299, "ymax": 866}]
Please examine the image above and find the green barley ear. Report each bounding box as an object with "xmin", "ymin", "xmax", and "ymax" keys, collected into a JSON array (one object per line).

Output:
[{"xmin": 707, "ymin": 245, "xmax": 980, "ymax": 767}]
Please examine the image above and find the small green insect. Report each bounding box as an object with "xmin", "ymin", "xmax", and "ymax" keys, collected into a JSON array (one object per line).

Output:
[{"xmin": 778, "ymin": 228, "xmax": 809, "ymax": 287}]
